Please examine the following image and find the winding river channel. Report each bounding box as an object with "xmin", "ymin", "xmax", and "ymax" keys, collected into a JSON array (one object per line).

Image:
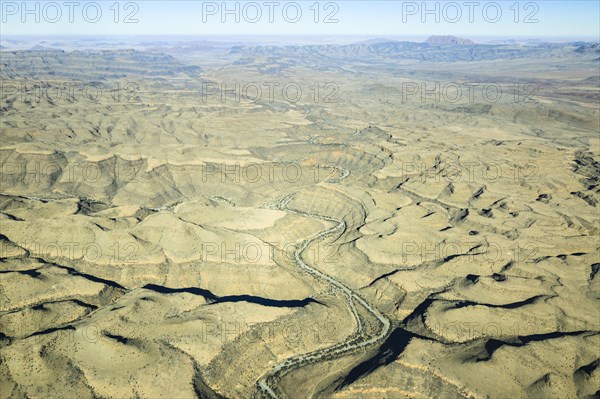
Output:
[{"xmin": 257, "ymin": 191, "xmax": 391, "ymax": 398}]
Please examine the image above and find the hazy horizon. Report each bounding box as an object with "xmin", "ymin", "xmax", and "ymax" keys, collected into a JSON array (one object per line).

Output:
[{"xmin": 2, "ymin": 33, "xmax": 598, "ymax": 48}]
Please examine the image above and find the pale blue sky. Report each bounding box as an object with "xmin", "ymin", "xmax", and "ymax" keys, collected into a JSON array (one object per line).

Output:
[{"xmin": 1, "ymin": 1, "xmax": 598, "ymax": 39}]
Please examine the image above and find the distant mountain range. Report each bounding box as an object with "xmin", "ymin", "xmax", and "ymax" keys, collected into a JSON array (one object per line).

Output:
[
  {"xmin": 424, "ymin": 35, "xmax": 476, "ymax": 45},
  {"xmin": 0, "ymin": 49, "xmax": 202, "ymax": 80},
  {"xmin": 352, "ymin": 35, "xmax": 477, "ymax": 46},
  {"xmin": 226, "ymin": 39, "xmax": 600, "ymax": 65},
  {"xmin": 1, "ymin": 36, "xmax": 598, "ymax": 78}
]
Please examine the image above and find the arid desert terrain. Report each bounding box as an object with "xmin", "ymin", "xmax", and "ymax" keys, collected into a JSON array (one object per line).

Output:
[{"xmin": 0, "ymin": 36, "xmax": 599, "ymax": 398}]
